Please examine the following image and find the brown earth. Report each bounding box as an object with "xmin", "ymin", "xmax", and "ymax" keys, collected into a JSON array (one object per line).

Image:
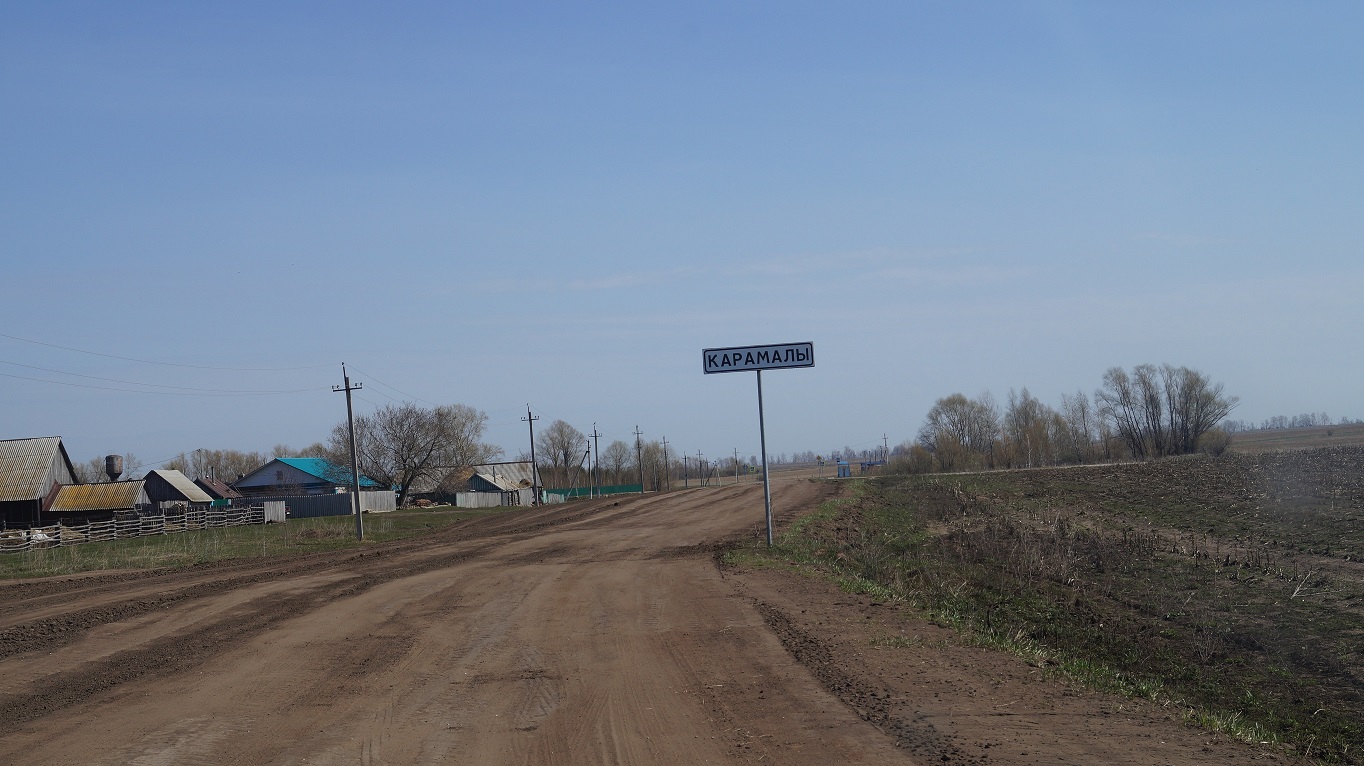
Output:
[{"xmin": 0, "ymin": 481, "xmax": 1280, "ymax": 765}]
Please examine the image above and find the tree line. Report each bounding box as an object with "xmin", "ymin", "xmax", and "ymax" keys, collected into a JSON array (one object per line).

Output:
[
  {"xmin": 1223, "ymin": 413, "xmax": 1359, "ymax": 433},
  {"xmin": 897, "ymin": 363, "xmax": 1239, "ymax": 474},
  {"xmin": 525, "ymin": 419, "xmax": 754, "ymax": 491}
]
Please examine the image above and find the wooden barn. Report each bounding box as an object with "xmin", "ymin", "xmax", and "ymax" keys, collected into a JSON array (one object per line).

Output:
[
  {"xmin": 143, "ymin": 469, "xmax": 214, "ymax": 510},
  {"xmin": 0, "ymin": 436, "xmax": 78, "ymax": 527}
]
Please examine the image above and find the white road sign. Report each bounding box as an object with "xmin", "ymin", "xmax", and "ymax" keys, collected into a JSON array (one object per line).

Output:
[{"xmin": 703, "ymin": 342, "xmax": 814, "ymax": 374}]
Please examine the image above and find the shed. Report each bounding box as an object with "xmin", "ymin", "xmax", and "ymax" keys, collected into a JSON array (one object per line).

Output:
[
  {"xmin": 405, "ymin": 466, "xmax": 476, "ymax": 502},
  {"xmin": 48, "ymin": 480, "xmax": 150, "ymax": 522},
  {"xmin": 232, "ymin": 457, "xmax": 381, "ymax": 498},
  {"xmin": 468, "ymin": 461, "xmax": 539, "ymax": 493},
  {"xmin": 194, "ymin": 476, "xmax": 242, "ymax": 501},
  {"xmin": 0, "ymin": 436, "xmax": 78, "ymax": 527},
  {"xmin": 144, "ymin": 469, "xmax": 214, "ymax": 509}
]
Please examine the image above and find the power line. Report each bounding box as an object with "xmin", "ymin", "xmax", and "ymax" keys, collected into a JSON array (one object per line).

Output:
[
  {"xmin": 344, "ymin": 365, "xmax": 442, "ymax": 408},
  {"xmin": 0, "ymin": 331, "xmax": 334, "ymax": 371}
]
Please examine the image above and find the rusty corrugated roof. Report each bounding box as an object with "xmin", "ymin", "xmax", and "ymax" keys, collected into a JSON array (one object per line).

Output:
[
  {"xmin": 0, "ymin": 436, "xmax": 65, "ymax": 502},
  {"xmin": 49, "ymin": 481, "xmax": 147, "ymax": 512}
]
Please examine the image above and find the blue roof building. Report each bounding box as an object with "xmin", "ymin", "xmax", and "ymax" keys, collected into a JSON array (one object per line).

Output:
[{"xmin": 231, "ymin": 457, "xmax": 382, "ymax": 498}]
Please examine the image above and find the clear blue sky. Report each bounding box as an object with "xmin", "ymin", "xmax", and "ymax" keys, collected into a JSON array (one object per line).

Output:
[{"xmin": 3, "ymin": 2, "xmax": 1360, "ymax": 468}]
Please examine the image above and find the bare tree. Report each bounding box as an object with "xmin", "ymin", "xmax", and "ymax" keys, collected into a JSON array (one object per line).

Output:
[
  {"xmin": 602, "ymin": 440, "xmax": 631, "ymax": 485},
  {"xmin": 535, "ymin": 420, "xmax": 585, "ymax": 489},
  {"xmin": 1098, "ymin": 364, "xmax": 1237, "ymax": 458},
  {"xmin": 917, "ymin": 392, "xmax": 999, "ymax": 470},
  {"xmin": 1096, "ymin": 367, "xmax": 1148, "ymax": 459},
  {"xmin": 1058, "ymin": 390, "xmax": 1097, "ymax": 463},
  {"xmin": 1002, "ymin": 387, "xmax": 1054, "ymax": 468},
  {"xmin": 327, "ymin": 402, "xmax": 501, "ymax": 507},
  {"xmin": 1162, "ymin": 364, "xmax": 1239, "ymax": 454},
  {"xmin": 74, "ymin": 456, "xmax": 106, "ymax": 484},
  {"xmin": 635, "ymin": 440, "xmax": 666, "ymax": 491}
]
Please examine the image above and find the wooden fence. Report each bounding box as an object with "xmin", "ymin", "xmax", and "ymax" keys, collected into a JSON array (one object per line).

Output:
[{"xmin": 0, "ymin": 506, "xmax": 268, "ymax": 555}]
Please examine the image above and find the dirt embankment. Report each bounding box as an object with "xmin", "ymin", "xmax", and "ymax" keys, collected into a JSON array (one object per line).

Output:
[{"xmin": 0, "ymin": 480, "xmax": 1277, "ymax": 764}]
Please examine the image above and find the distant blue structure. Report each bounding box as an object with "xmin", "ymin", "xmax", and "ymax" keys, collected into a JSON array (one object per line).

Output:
[{"xmin": 836, "ymin": 461, "xmax": 852, "ymax": 478}]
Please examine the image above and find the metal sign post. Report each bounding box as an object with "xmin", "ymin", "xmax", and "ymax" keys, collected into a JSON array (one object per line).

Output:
[{"xmin": 703, "ymin": 342, "xmax": 814, "ymax": 546}]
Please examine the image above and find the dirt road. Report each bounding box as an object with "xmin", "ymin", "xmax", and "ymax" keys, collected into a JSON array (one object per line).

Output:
[{"xmin": 0, "ymin": 482, "xmax": 1274, "ymax": 765}]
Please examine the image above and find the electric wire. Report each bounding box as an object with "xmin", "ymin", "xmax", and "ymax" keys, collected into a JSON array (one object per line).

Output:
[{"xmin": 345, "ymin": 366, "xmax": 441, "ymax": 408}]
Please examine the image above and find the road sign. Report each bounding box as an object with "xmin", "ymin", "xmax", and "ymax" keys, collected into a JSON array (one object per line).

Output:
[
  {"xmin": 702, "ymin": 341, "xmax": 815, "ymax": 547},
  {"xmin": 703, "ymin": 342, "xmax": 814, "ymax": 374}
]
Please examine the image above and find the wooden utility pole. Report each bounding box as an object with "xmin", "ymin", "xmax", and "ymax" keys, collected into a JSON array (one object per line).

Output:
[
  {"xmin": 523, "ymin": 406, "xmax": 540, "ymax": 505},
  {"xmin": 634, "ymin": 425, "xmax": 644, "ymax": 492},
  {"xmin": 660, "ymin": 436, "xmax": 669, "ymax": 491},
  {"xmin": 332, "ymin": 364, "xmax": 364, "ymax": 541},
  {"xmin": 589, "ymin": 424, "xmax": 602, "ymax": 498}
]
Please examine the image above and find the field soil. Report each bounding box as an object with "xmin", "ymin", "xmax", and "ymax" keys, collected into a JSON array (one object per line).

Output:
[{"xmin": 0, "ymin": 481, "xmax": 1277, "ymax": 765}]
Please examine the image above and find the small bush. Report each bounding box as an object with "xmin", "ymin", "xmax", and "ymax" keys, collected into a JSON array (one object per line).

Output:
[{"xmin": 1199, "ymin": 427, "xmax": 1231, "ymax": 456}]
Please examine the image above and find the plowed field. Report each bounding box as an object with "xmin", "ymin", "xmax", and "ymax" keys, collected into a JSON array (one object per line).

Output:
[{"xmin": 0, "ymin": 481, "xmax": 1274, "ymax": 765}]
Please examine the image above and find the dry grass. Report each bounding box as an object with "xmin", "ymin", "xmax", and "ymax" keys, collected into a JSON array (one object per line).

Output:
[
  {"xmin": 0, "ymin": 506, "xmax": 510, "ymax": 579},
  {"xmin": 1230, "ymin": 422, "xmax": 1364, "ymax": 454},
  {"xmin": 747, "ymin": 448, "xmax": 1364, "ymax": 763}
]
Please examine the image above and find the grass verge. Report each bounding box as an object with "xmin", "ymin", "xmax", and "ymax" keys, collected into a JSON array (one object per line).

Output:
[
  {"xmin": 0, "ymin": 505, "xmax": 508, "ymax": 579},
  {"xmin": 728, "ymin": 453, "xmax": 1364, "ymax": 764}
]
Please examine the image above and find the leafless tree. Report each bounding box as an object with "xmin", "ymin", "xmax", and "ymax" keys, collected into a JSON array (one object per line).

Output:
[
  {"xmin": 1002, "ymin": 387, "xmax": 1054, "ymax": 468},
  {"xmin": 535, "ymin": 420, "xmax": 585, "ymax": 489},
  {"xmin": 78, "ymin": 452, "xmax": 145, "ymax": 482},
  {"xmin": 602, "ymin": 440, "xmax": 631, "ymax": 485},
  {"xmin": 634, "ymin": 440, "xmax": 666, "ymax": 491},
  {"xmin": 327, "ymin": 402, "xmax": 501, "ymax": 507},
  {"xmin": 1096, "ymin": 367, "xmax": 1148, "ymax": 459},
  {"xmin": 1058, "ymin": 390, "xmax": 1097, "ymax": 463},
  {"xmin": 183, "ymin": 448, "xmax": 269, "ymax": 482},
  {"xmin": 917, "ymin": 392, "xmax": 999, "ymax": 470},
  {"xmin": 1161, "ymin": 364, "xmax": 1239, "ymax": 454},
  {"xmin": 74, "ymin": 456, "xmax": 107, "ymax": 484},
  {"xmin": 1098, "ymin": 364, "xmax": 1237, "ymax": 458}
]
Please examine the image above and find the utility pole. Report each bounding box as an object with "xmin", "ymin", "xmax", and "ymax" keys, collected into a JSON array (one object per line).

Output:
[
  {"xmin": 660, "ymin": 436, "xmax": 669, "ymax": 491},
  {"xmin": 332, "ymin": 363, "xmax": 364, "ymax": 541},
  {"xmin": 734, "ymin": 448, "xmax": 739, "ymax": 486},
  {"xmin": 883, "ymin": 433, "xmax": 890, "ymax": 464},
  {"xmin": 683, "ymin": 453, "xmax": 689, "ymax": 489},
  {"xmin": 589, "ymin": 424, "xmax": 602, "ymax": 498},
  {"xmin": 523, "ymin": 406, "xmax": 540, "ymax": 505},
  {"xmin": 697, "ymin": 451, "xmax": 704, "ymax": 487},
  {"xmin": 634, "ymin": 425, "xmax": 644, "ymax": 493}
]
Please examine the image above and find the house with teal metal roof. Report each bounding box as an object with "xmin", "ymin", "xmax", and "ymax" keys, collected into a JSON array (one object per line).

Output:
[{"xmin": 231, "ymin": 457, "xmax": 381, "ymax": 498}]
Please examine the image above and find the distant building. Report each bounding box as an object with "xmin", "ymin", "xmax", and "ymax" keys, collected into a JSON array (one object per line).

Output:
[
  {"xmin": 232, "ymin": 457, "xmax": 382, "ymax": 498},
  {"xmin": 0, "ymin": 436, "xmax": 78, "ymax": 527},
  {"xmin": 143, "ymin": 469, "xmax": 214, "ymax": 510},
  {"xmin": 468, "ymin": 461, "xmax": 538, "ymax": 493},
  {"xmin": 194, "ymin": 476, "xmax": 242, "ymax": 501},
  {"xmin": 404, "ymin": 461, "xmax": 538, "ymax": 505}
]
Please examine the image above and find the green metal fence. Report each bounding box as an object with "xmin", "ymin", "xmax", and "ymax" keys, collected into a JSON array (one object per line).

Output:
[{"xmin": 543, "ymin": 484, "xmax": 643, "ymax": 500}]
